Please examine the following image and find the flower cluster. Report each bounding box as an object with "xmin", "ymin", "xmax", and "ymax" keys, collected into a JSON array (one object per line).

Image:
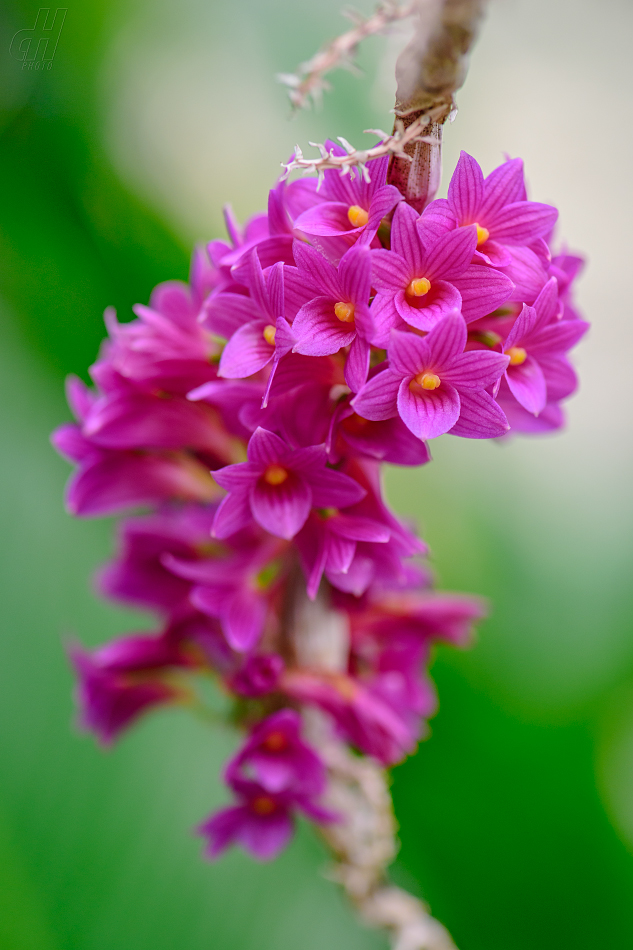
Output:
[{"xmin": 53, "ymin": 148, "xmax": 586, "ymax": 861}]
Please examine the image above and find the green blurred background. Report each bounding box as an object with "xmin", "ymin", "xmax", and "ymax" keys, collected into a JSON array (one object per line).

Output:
[{"xmin": 1, "ymin": 0, "xmax": 632, "ymax": 947}]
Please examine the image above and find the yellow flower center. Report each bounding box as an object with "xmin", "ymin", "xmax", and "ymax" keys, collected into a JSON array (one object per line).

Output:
[
  {"xmin": 263, "ymin": 324, "xmax": 276, "ymax": 345},
  {"xmin": 347, "ymin": 205, "xmax": 369, "ymax": 228},
  {"xmin": 406, "ymin": 278, "xmax": 432, "ymax": 297},
  {"xmin": 334, "ymin": 301, "xmax": 355, "ymax": 323},
  {"xmin": 506, "ymin": 346, "xmax": 527, "ymax": 366},
  {"xmin": 263, "ymin": 465, "xmax": 288, "ymax": 486},
  {"xmin": 475, "ymin": 223, "xmax": 490, "ymax": 246},
  {"xmin": 413, "ymin": 372, "xmax": 441, "ymax": 390},
  {"xmin": 262, "ymin": 731, "xmax": 288, "ymax": 753},
  {"xmin": 251, "ymin": 795, "xmax": 277, "ymax": 816}
]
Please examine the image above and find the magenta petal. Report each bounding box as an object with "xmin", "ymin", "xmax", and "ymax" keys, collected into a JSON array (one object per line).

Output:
[
  {"xmin": 352, "ymin": 370, "xmax": 401, "ymax": 421},
  {"xmin": 388, "ymin": 329, "xmax": 431, "ymax": 376},
  {"xmin": 506, "ymin": 357, "xmax": 547, "ymax": 414},
  {"xmin": 292, "ymin": 241, "xmax": 341, "ymax": 298},
  {"xmin": 397, "ymin": 378, "xmax": 460, "ymax": 439},
  {"xmin": 527, "ymin": 319, "xmax": 589, "ymax": 356},
  {"xmin": 212, "ymin": 492, "xmax": 253, "ymax": 538},
  {"xmin": 391, "ymin": 202, "xmax": 425, "ymax": 273},
  {"xmin": 292, "ymin": 298, "xmax": 356, "ymax": 356},
  {"xmin": 539, "ymin": 355, "xmax": 578, "ymax": 401},
  {"xmin": 198, "ymin": 806, "xmax": 245, "ymax": 858},
  {"xmin": 309, "ymin": 468, "xmax": 366, "ymax": 508},
  {"xmin": 246, "ymin": 427, "xmax": 289, "ymax": 466},
  {"xmin": 362, "ymin": 185, "xmax": 402, "ymax": 237},
  {"xmin": 422, "ymin": 311, "xmax": 467, "ymax": 368},
  {"xmin": 219, "ymin": 321, "xmax": 274, "ymax": 378},
  {"xmin": 489, "ymin": 201, "xmax": 558, "ymax": 244},
  {"xmin": 345, "ymin": 335, "xmax": 371, "ymax": 392},
  {"xmin": 504, "ymin": 303, "xmax": 539, "ymax": 349},
  {"xmin": 224, "ymin": 591, "xmax": 267, "ymax": 652},
  {"xmin": 480, "ymin": 158, "xmax": 526, "ymax": 218},
  {"xmin": 476, "ymin": 240, "xmax": 513, "ymax": 267},
  {"xmin": 449, "ymin": 390, "xmax": 510, "ymax": 438},
  {"xmin": 396, "ymin": 281, "xmax": 462, "ymax": 332},
  {"xmin": 240, "ymin": 811, "xmax": 294, "ymax": 861},
  {"xmin": 339, "ymin": 244, "xmax": 372, "ymax": 303},
  {"xmin": 203, "ymin": 293, "xmax": 256, "ymax": 338},
  {"xmin": 326, "ymin": 534, "xmax": 356, "ymax": 574},
  {"xmin": 423, "ymin": 225, "xmax": 478, "ymax": 280},
  {"xmin": 443, "ymin": 350, "xmax": 509, "ymax": 391},
  {"xmin": 371, "ymin": 249, "xmax": 411, "ymax": 293},
  {"xmin": 452, "ymin": 265, "xmax": 514, "ymax": 322},
  {"xmin": 501, "ymin": 246, "xmax": 549, "ymax": 304},
  {"xmin": 367, "ymin": 293, "xmax": 404, "ymax": 347},
  {"xmin": 283, "ymin": 264, "xmax": 317, "ymax": 319},
  {"xmin": 212, "ymin": 462, "xmax": 257, "ymax": 492},
  {"xmin": 251, "ymin": 476, "xmax": 312, "ymax": 539},
  {"xmin": 447, "ymin": 151, "xmax": 484, "ymax": 223},
  {"xmin": 294, "ymin": 201, "xmax": 357, "ymax": 238},
  {"xmin": 331, "ymin": 515, "xmax": 390, "ymax": 542}
]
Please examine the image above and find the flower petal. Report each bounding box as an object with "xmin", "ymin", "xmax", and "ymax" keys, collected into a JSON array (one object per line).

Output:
[
  {"xmin": 345, "ymin": 334, "xmax": 371, "ymax": 392},
  {"xmin": 338, "ymin": 244, "xmax": 372, "ymax": 303},
  {"xmin": 423, "ymin": 311, "xmax": 467, "ymax": 369},
  {"xmin": 251, "ymin": 475, "xmax": 312, "ymax": 539},
  {"xmin": 443, "ymin": 350, "xmax": 509, "ymax": 391},
  {"xmin": 489, "ymin": 201, "xmax": 558, "ymax": 245},
  {"xmin": 388, "ymin": 328, "xmax": 431, "ymax": 376},
  {"xmin": 480, "ymin": 158, "xmax": 526, "ymax": 219},
  {"xmin": 292, "ymin": 298, "xmax": 356, "ymax": 356},
  {"xmin": 390, "ymin": 202, "xmax": 425, "ymax": 274},
  {"xmin": 212, "ymin": 491, "xmax": 253, "ymax": 538},
  {"xmin": 352, "ymin": 369, "xmax": 401, "ymax": 421},
  {"xmin": 506, "ymin": 357, "xmax": 547, "ymax": 414},
  {"xmin": 396, "ymin": 281, "xmax": 463, "ymax": 332},
  {"xmin": 422, "ymin": 225, "xmax": 478, "ymax": 280},
  {"xmin": 449, "ymin": 390, "xmax": 510, "ymax": 438},
  {"xmin": 219, "ymin": 320, "xmax": 274, "ymax": 378},
  {"xmin": 397, "ymin": 378, "xmax": 460, "ymax": 439},
  {"xmin": 247, "ymin": 427, "xmax": 289, "ymax": 467},
  {"xmin": 223, "ymin": 591, "xmax": 267, "ymax": 652},
  {"xmin": 371, "ymin": 249, "xmax": 411, "ymax": 293},
  {"xmin": 292, "ymin": 241, "xmax": 341, "ymax": 297},
  {"xmin": 447, "ymin": 151, "xmax": 485, "ymax": 223},
  {"xmin": 451, "ymin": 265, "xmax": 514, "ymax": 322},
  {"xmin": 309, "ymin": 468, "xmax": 366, "ymax": 508}
]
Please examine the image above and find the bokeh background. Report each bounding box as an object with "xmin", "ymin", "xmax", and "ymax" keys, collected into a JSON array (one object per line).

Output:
[{"xmin": 1, "ymin": 0, "xmax": 632, "ymax": 947}]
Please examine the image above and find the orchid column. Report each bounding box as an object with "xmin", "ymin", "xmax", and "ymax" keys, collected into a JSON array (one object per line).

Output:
[{"xmin": 52, "ymin": 2, "xmax": 588, "ymax": 948}]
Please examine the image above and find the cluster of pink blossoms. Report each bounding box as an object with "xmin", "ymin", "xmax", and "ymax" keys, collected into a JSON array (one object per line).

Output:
[{"xmin": 53, "ymin": 148, "xmax": 587, "ymax": 861}]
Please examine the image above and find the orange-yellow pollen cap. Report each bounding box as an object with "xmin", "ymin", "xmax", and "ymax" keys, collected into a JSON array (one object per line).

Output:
[
  {"xmin": 506, "ymin": 346, "xmax": 527, "ymax": 366},
  {"xmin": 414, "ymin": 372, "xmax": 441, "ymax": 390},
  {"xmin": 475, "ymin": 223, "xmax": 490, "ymax": 246},
  {"xmin": 263, "ymin": 731, "xmax": 288, "ymax": 753},
  {"xmin": 263, "ymin": 464, "xmax": 288, "ymax": 486},
  {"xmin": 263, "ymin": 324, "xmax": 276, "ymax": 345},
  {"xmin": 347, "ymin": 205, "xmax": 369, "ymax": 228},
  {"xmin": 252, "ymin": 795, "xmax": 277, "ymax": 816},
  {"xmin": 406, "ymin": 277, "xmax": 431, "ymax": 297},
  {"xmin": 334, "ymin": 301, "xmax": 355, "ymax": 323}
]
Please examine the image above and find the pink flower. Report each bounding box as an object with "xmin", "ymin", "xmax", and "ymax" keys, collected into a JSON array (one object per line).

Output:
[
  {"xmin": 198, "ymin": 777, "xmax": 335, "ymax": 862},
  {"xmin": 422, "ymin": 151, "xmax": 558, "ymax": 266},
  {"xmin": 501, "ymin": 279, "xmax": 589, "ymax": 416},
  {"xmin": 369, "ymin": 202, "xmax": 514, "ymax": 341},
  {"xmin": 212, "ymin": 427, "xmax": 366, "ymax": 540},
  {"xmin": 226, "ymin": 709, "xmax": 327, "ymax": 795},
  {"xmin": 293, "ymin": 149, "xmax": 402, "ymax": 261},
  {"xmin": 285, "ymin": 242, "xmax": 374, "ymax": 391},
  {"xmin": 353, "ymin": 313, "xmax": 509, "ymax": 440}
]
